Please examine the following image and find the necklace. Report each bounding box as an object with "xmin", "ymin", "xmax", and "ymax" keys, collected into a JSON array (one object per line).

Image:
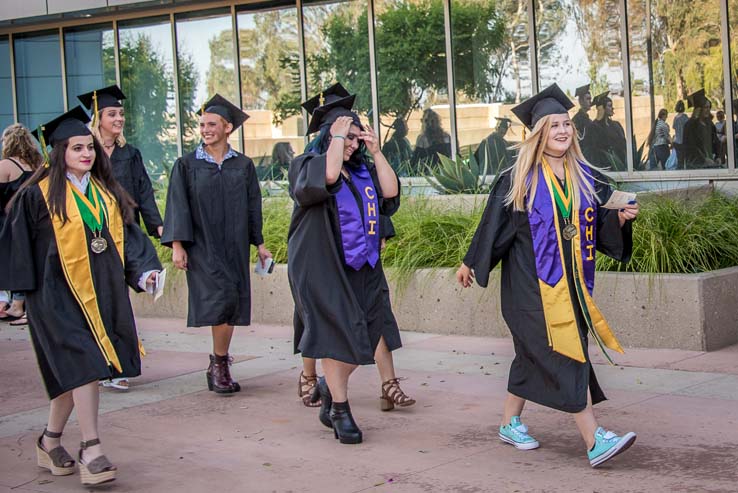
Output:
[{"xmin": 543, "ymin": 151, "xmax": 567, "ymax": 159}]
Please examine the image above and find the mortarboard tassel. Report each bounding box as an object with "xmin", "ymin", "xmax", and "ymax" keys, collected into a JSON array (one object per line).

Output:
[
  {"xmin": 319, "ymin": 92, "xmax": 325, "ymax": 107},
  {"xmin": 91, "ymin": 91, "xmax": 99, "ymax": 128},
  {"xmin": 37, "ymin": 125, "xmax": 49, "ymax": 167}
]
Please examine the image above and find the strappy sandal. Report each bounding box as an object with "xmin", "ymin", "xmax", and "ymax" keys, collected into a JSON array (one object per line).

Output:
[
  {"xmin": 380, "ymin": 377, "xmax": 416, "ymax": 411},
  {"xmin": 78, "ymin": 438, "xmax": 117, "ymax": 485},
  {"xmin": 36, "ymin": 428, "xmax": 75, "ymax": 476},
  {"xmin": 299, "ymin": 371, "xmax": 321, "ymax": 407}
]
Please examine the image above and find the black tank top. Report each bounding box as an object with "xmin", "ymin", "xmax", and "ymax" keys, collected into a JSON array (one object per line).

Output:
[{"xmin": 1, "ymin": 158, "xmax": 34, "ymax": 212}]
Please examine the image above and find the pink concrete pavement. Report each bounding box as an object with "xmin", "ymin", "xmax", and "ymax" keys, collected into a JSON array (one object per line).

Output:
[{"xmin": 0, "ymin": 318, "xmax": 737, "ymax": 492}]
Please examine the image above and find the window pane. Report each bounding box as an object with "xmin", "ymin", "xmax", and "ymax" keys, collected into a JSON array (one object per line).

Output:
[
  {"xmin": 0, "ymin": 36, "xmax": 13, "ymax": 143},
  {"xmin": 628, "ymin": 0, "xmax": 725, "ymax": 171},
  {"xmin": 64, "ymin": 24, "xmax": 116, "ymax": 109},
  {"xmin": 729, "ymin": 0, "xmax": 738, "ymax": 167},
  {"xmin": 452, "ymin": 0, "xmax": 531, "ymax": 176},
  {"xmin": 238, "ymin": 5, "xmax": 302, "ymax": 179},
  {"xmin": 14, "ymin": 31, "xmax": 64, "ymax": 132},
  {"xmin": 539, "ymin": 0, "xmax": 627, "ymax": 171},
  {"xmin": 119, "ymin": 17, "xmax": 177, "ymax": 181},
  {"xmin": 374, "ymin": 0, "xmax": 452, "ymax": 177},
  {"xmin": 176, "ymin": 10, "xmax": 236, "ymax": 154}
]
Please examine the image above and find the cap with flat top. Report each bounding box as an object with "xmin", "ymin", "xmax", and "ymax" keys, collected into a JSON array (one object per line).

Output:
[
  {"xmin": 592, "ymin": 91, "xmax": 611, "ymax": 108},
  {"xmin": 686, "ymin": 89, "xmax": 709, "ymax": 109},
  {"xmin": 302, "ymin": 82, "xmax": 359, "ymax": 135},
  {"xmin": 78, "ymin": 85, "xmax": 126, "ymax": 113},
  {"xmin": 575, "ymin": 84, "xmax": 591, "ymax": 98},
  {"xmin": 32, "ymin": 106, "xmax": 92, "ymax": 147},
  {"xmin": 511, "ymin": 83, "xmax": 574, "ymax": 130},
  {"xmin": 197, "ymin": 94, "xmax": 250, "ymax": 131}
]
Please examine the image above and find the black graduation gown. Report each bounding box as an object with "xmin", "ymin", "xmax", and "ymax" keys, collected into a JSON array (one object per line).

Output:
[
  {"xmin": 0, "ymin": 185, "xmax": 161, "ymax": 399},
  {"xmin": 572, "ymin": 110, "xmax": 595, "ymax": 162},
  {"xmin": 161, "ymin": 151, "xmax": 264, "ymax": 327},
  {"xmin": 110, "ymin": 144, "xmax": 163, "ymax": 237},
  {"xmin": 287, "ymin": 153, "xmax": 401, "ymax": 365},
  {"xmin": 590, "ymin": 119, "xmax": 627, "ymax": 171},
  {"xmin": 474, "ymin": 133, "xmax": 513, "ymax": 174},
  {"xmin": 463, "ymin": 170, "xmax": 632, "ymax": 413}
]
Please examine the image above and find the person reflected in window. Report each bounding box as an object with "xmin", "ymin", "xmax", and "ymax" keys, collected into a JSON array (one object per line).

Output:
[
  {"xmin": 0, "ymin": 123, "xmax": 44, "ymax": 326},
  {"xmin": 411, "ymin": 108, "xmax": 451, "ymax": 170},
  {"xmin": 589, "ymin": 92, "xmax": 627, "ymax": 171},
  {"xmin": 682, "ymin": 90, "xmax": 715, "ymax": 168},
  {"xmin": 381, "ymin": 117, "xmax": 413, "ymax": 176},
  {"xmin": 715, "ymin": 110, "xmax": 727, "ymax": 165},
  {"xmin": 474, "ymin": 117, "xmax": 514, "ymax": 174},
  {"xmin": 572, "ymin": 84, "xmax": 595, "ymax": 162},
  {"xmin": 268, "ymin": 141, "xmax": 294, "ymax": 180},
  {"xmin": 671, "ymin": 100, "xmax": 689, "ymax": 168},
  {"xmin": 162, "ymin": 94, "xmax": 272, "ymax": 395},
  {"xmin": 647, "ymin": 109, "xmax": 671, "ymax": 170}
]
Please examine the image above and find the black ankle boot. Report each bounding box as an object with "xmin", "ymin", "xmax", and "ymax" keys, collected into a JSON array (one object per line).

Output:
[
  {"xmin": 330, "ymin": 401, "xmax": 362, "ymax": 444},
  {"xmin": 311, "ymin": 377, "xmax": 333, "ymax": 428}
]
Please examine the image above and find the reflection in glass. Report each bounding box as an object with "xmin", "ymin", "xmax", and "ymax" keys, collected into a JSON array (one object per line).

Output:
[
  {"xmin": 451, "ymin": 0, "xmax": 531, "ymax": 174},
  {"xmin": 118, "ymin": 18, "xmax": 178, "ymax": 180},
  {"xmin": 238, "ymin": 6, "xmax": 303, "ymax": 179},
  {"xmin": 628, "ymin": 0, "xmax": 725, "ymax": 170},
  {"xmin": 176, "ymin": 11, "xmax": 235, "ymax": 154},
  {"xmin": 537, "ymin": 0, "xmax": 626, "ymax": 170},
  {"xmin": 64, "ymin": 24, "xmax": 116, "ymax": 109},
  {"xmin": 729, "ymin": 0, "xmax": 737, "ymax": 167},
  {"xmin": 14, "ymin": 31, "xmax": 64, "ymax": 132},
  {"xmin": 374, "ymin": 0, "xmax": 451, "ymax": 176},
  {"xmin": 0, "ymin": 36, "xmax": 13, "ymax": 141}
]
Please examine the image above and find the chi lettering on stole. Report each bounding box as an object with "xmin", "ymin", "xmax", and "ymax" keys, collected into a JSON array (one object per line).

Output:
[
  {"xmin": 365, "ymin": 186, "xmax": 377, "ymax": 235},
  {"xmin": 584, "ymin": 206, "xmax": 595, "ymax": 260}
]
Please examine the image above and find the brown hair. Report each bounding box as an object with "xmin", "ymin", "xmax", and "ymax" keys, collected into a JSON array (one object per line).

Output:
[{"xmin": 1, "ymin": 124, "xmax": 44, "ymax": 169}]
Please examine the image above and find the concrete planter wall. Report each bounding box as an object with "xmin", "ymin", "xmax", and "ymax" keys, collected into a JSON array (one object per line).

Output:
[{"xmin": 132, "ymin": 264, "xmax": 738, "ymax": 352}]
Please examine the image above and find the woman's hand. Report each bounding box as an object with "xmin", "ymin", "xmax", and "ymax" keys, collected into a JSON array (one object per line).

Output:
[
  {"xmin": 456, "ymin": 263, "xmax": 475, "ymax": 288},
  {"xmin": 330, "ymin": 116, "xmax": 353, "ymax": 140},
  {"xmin": 257, "ymin": 244, "xmax": 273, "ymax": 268},
  {"xmin": 360, "ymin": 125, "xmax": 381, "ymax": 155},
  {"xmin": 145, "ymin": 271, "xmax": 158, "ymax": 289},
  {"xmin": 172, "ymin": 241, "xmax": 188, "ymax": 271},
  {"xmin": 618, "ymin": 203, "xmax": 639, "ymax": 227}
]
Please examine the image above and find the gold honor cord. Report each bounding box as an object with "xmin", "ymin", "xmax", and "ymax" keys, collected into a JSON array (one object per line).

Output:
[
  {"xmin": 542, "ymin": 158, "xmax": 578, "ymax": 241},
  {"xmin": 91, "ymin": 90, "xmax": 99, "ymax": 128}
]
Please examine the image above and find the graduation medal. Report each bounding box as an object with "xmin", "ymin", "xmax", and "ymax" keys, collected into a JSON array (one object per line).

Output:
[
  {"xmin": 547, "ymin": 159, "xmax": 577, "ymax": 241},
  {"xmin": 70, "ymin": 180, "xmax": 108, "ymax": 254}
]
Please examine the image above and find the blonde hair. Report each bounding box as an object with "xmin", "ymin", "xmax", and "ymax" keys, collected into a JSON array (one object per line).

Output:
[
  {"xmin": 90, "ymin": 109, "xmax": 127, "ymax": 147},
  {"xmin": 505, "ymin": 114, "xmax": 599, "ymax": 212},
  {"xmin": 1, "ymin": 123, "xmax": 44, "ymax": 169}
]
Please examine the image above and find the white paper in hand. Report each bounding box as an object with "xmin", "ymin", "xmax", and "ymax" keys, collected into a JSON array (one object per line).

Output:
[
  {"xmin": 254, "ymin": 257, "xmax": 275, "ymax": 276},
  {"xmin": 602, "ymin": 190, "xmax": 637, "ymax": 210},
  {"xmin": 153, "ymin": 268, "xmax": 167, "ymax": 302}
]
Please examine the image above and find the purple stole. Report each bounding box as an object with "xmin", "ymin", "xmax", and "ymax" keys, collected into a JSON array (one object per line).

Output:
[
  {"xmin": 335, "ymin": 164, "xmax": 380, "ymax": 270},
  {"xmin": 526, "ymin": 162, "xmax": 623, "ymax": 363}
]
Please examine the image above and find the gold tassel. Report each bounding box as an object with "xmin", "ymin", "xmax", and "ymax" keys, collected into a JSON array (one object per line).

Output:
[
  {"xmin": 38, "ymin": 125, "xmax": 49, "ymax": 167},
  {"xmin": 91, "ymin": 90, "xmax": 99, "ymax": 128},
  {"xmin": 522, "ymin": 127, "xmax": 526, "ymax": 141},
  {"xmin": 319, "ymin": 92, "xmax": 325, "ymax": 106}
]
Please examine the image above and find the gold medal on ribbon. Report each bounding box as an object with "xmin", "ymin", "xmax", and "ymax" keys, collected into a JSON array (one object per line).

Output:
[
  {"xmin": 563, "ymin": 223, "xmax": 578, "ymax": 241},
  {"xmin": 91, "ymin": 234, "xmax": 108, "ymax": 254}
]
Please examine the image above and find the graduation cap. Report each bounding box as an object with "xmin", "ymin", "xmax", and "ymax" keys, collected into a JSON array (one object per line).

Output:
[
  {"xmin": 78, "ymin": 85, "xmax": 126, "ymax": 113},
  {"xmin": 575, "ymin": 84, "xmax": 591, "ymax": 98},
  {"xmin": 197, "ymin": 94, "xmax": 250, "ymax": 131},
  {"xmin": 592, "ymin": 91, "xmax": 611, "ymax": 107},
  {"xmin": 686, "ymin": 89, "xmax": 709, "ymax": 109},
  {"xmin": 32, "ymin": 106, "xmax": 91, "ymax": 148},
  {"xmin": 301, "ymin": 83, "xmax": 358, "ymax": 135},
  {"xmin": 511, "ymin": 83, "xmax": 574, "ymax": 130}
]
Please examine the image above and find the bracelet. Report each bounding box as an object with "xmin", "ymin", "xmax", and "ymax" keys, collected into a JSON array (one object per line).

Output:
[{"xmin": 332, "ymin": 135, "xmax": 345, "ymax": 140}]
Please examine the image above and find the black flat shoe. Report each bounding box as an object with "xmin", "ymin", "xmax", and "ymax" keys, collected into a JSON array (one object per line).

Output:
[
  {"xmin": 330, "ymin": 401, "xmax": 362, "ymax": 445},
  {"xmin": 311, "ymin": 376, "xmax": 333, "ymax": 429}
]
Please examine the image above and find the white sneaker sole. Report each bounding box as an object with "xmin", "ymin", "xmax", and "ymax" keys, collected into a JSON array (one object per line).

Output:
[
  {"xmin": 499, "ymin": 433, "xmax": 540, "ymax": 450},
  {"xmin": 590, "ymin": 432, "xmax": 637, "ymax": 467}
]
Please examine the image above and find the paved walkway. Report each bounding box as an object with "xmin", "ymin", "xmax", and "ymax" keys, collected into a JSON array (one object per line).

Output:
[{"xmin": 1, "ymin": 318, "xmax": 737, "ymax": 492}]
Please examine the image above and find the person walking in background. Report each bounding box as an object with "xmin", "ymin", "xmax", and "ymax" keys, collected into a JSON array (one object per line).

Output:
[
  {"xmin": 456, "ymin": 84, "xmax": 639, "ymax": 468},
  {"xmin": 411, "ymin": 108, "xmax": 451, "ymax": 168},
  {"xmin": 671, "ymin": 100, "xmax": 689, "ymax": 168},
  {"xmin": 162, "ymin": 94, "xmax": 271, "ymax": 395},
  {"xmin": 474, "ymin": 117, "xmax": 515, "ymax": 174},
  {"xmin": 0, "ymin": 123, "xmax": 44, "ymax": 326},
  {"xmin": 572, "ymin": 84, "xmax": 595, "ymax": 163},
  {"xmin": 589, "ymin": 91, "xmax": 627, "ymax": 171},
  {"xmin": 647, "ymin": 109, "xmax": 671, "ymax": 170},
  {"xmin": 0, "ymin": 107, "xmax": 161, "ymax": 485},
  {"xmin": 381, "ymin": 117, "xmax": 413, "ymax": 175},
  {"xmin": 78, "ymin": 85, "xmax": 164, "ymax": 391}
]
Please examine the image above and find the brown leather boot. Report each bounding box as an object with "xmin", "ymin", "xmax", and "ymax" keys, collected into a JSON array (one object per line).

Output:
[{"xmin": 206, "ymin": 354, "xmax": 236, "ymax": 394}]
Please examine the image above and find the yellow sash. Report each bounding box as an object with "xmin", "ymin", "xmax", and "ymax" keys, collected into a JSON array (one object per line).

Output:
[
  {"xmin": 38, "ymin": 177, "xmax": 126, "ymax": 372},
  {"xmin": 537, "ymin": 164, "xmax": 623, "ymax": 363}
]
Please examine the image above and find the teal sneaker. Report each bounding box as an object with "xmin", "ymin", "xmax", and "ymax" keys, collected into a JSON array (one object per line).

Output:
[
  {"xmin": 498, "ymin": 416, "xmax": 540, "ymax": 450},
  {"xmin": 588, "ymin": 427, "xmax": 636, "ymax": 467}
]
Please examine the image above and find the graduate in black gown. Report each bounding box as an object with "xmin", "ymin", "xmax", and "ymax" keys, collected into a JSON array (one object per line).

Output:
[
  {"xmin": 288, "ymin": 84, "xmax": 402, "ymax": 444},
  {"xmin": 589, "ymin": 91, "xmax": 627, "ymax": 171},
  {"xmin": 474, "ymin": 117, "xmax": 515, "ymax": 174},
  {"xmin": 572, "ymin": 84, "xmax": 595, "ymax": 162},
  {"xmin": 456, "ymin": 84, "xmax": 639, "ymax": 468},
  {"xmin": 162, "ymin": 94, "xmax": 271, "ymax": 395},
  {"xmin": 0, "ymin": 107, "xmax": 161, "ymax": 485},
  {"xmin": 682, "ymin": 89, "xmax": 717, "ymax": 168}
]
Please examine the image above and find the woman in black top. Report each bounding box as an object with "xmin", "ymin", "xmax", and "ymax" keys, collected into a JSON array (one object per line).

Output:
[
  {"xmin": 78, "ymin": 85, "xmax": 163, "ymax": 238},
  {"xmin": 0, "ymin": 123, "xmax": 44, "ymax": 324}
]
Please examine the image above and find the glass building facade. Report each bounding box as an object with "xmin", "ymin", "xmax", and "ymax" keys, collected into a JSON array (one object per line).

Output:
[{"xmin": 1, "ymin": 0, "xmax": 736, "ymax": 182}]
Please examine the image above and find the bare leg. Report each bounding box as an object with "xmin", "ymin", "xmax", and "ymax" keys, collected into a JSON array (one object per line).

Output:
[
  {"xmin": 6, "ymin": 298, "xmax": 24, "ymax": 318},
  {"xmin": 302, "ymin": 357, "xmax": 318, "ymax": 377},
  {"xmin": 72, "ymin": 381, "xmax": 107, "ymax": 463},
  {"xmin": 374, "ymin": 337, "xmax": 396, "ymax": 382},
  {"xmin": 41, "ymin": 391, "xmax": 74, "ymax": 451},
  {"xmin": 322, "ymin": 358, "xmax": 357, "ymax": 402},
  {"xmin": 501, "ymin": 392, "xmax": 526, "ymax": 427},
  {"xmin": 212, "ymin": 324, "xmax": 234, "ymax": 356},
  {"xmin": 573, "ymin": 391, "xmax": 598, "ymax": 450}
]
